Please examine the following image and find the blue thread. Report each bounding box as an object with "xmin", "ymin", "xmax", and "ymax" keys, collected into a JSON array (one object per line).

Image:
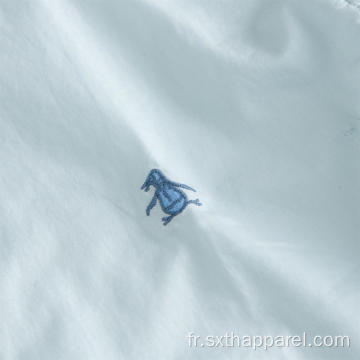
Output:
[{"xmin": 141, "ymin": 169, "xmax": 202, "ymax": 225}]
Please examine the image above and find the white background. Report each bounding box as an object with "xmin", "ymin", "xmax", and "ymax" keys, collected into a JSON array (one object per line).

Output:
[{"xmin": 0, "ymin": 0, "xmax": 359, "ymax": 358}]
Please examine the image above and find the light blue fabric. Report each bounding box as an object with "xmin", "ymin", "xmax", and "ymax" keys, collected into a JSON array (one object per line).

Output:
[{"xmin": 0, "ymin": 0, "xmax": 359, "ymax": 359}]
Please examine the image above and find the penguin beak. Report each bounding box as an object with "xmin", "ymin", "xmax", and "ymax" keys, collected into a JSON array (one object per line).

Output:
[{"xmin": 141, "ymin": 181, "xmax": 150, "ymax": 192}]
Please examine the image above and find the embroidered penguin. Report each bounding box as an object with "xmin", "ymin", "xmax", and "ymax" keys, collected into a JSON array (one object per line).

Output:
[{"xmin": 141, "ymin": 169, "xmax": 202, "ymax": 225}]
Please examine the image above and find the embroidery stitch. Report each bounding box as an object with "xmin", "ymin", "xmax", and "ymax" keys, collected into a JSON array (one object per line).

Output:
[{"xmin": 141, "ymin": 169, "xmax": 202, "ymax": 225}]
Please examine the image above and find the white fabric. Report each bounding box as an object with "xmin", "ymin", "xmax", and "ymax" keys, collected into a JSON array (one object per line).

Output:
[{"xmin": 0, "ymin": 0, "xmax": 359, "ymax": 359}]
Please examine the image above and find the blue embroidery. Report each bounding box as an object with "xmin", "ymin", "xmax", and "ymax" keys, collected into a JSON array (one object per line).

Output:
[{"xmin": 141, "ymin": 169, "xmax": 202, "ymax": 225}]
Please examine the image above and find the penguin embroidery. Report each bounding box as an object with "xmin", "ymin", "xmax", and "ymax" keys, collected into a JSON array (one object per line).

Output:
[{"xmin": 141, "ymin": 169, "xmax": 202, "ymax": 225}]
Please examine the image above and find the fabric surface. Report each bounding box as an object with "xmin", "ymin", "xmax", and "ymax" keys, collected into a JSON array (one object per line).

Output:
[{"xmin": 0, "ymin": 0, "xmax": 359, "ymax": 359}]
